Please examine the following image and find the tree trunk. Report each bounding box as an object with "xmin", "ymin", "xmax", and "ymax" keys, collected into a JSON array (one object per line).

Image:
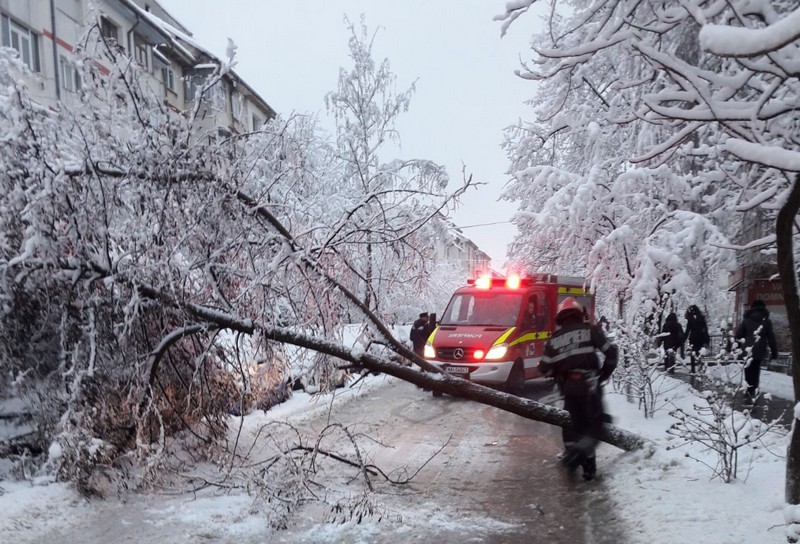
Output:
[
  {"xmin": 262, "ymin": 326, "xmax": 650, "ymax": 453},
  {"xmin": 776, "ymin": 173, "xmax": 800, "ymax": 505}
]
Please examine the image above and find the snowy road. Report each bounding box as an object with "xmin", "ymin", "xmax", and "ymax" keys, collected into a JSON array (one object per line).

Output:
[
  {"xmin": 272, "ymin": 378, "xmax": 629, "ymax": 543},
  {"xmin": 3, "ymin": 377, "xmax": 630, "ymax": 543}
]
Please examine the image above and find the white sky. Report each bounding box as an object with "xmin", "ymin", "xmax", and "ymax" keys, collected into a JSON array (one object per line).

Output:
[{"xmin": 157, "ymin": 0, "xmax": 544, "ymax": 268}]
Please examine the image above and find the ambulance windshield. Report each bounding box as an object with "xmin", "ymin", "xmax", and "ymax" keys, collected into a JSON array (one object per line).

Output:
[{"xmin": 440, "ymin": 292, "xmax": 522, "ymax": 328}]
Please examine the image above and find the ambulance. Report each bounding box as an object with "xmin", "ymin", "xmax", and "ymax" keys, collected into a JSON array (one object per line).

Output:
[{"xmin": 423, "ymin": 273, "xmax": 595, "ymax": 394}]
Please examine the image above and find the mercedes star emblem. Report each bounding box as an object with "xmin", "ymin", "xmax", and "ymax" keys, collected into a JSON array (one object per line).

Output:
[{"xmin": 453, "ymin": 348, "xmax": 464, "ymax": 360}]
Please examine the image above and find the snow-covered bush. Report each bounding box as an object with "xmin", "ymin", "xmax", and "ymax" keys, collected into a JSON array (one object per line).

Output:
[
  {"xmin": 610, "ymin": 311, "xmax": 683, "ymax": 419},
  {"xmin": 666, "ymin": 385, "xmax": 785, "ymax": 483}
]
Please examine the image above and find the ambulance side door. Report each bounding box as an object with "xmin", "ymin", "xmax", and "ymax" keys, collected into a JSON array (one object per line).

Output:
[{"xmin": 520, "ymin": 289, "xmax": 549, "ymax": 365}]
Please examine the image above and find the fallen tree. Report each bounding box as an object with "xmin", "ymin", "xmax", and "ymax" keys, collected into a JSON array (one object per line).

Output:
[{"xmin": 126, "ymin": 259, "xmax": 650, "ymax": 454}]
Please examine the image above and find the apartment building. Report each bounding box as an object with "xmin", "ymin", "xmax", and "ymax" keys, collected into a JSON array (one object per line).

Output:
[
  {"xmin": 431, "ymin": 217, "xmax": 492, "ymax": 278},
  {"xmin": 0, "ymin": 0, "xmax": 275, "ymax": 136}
]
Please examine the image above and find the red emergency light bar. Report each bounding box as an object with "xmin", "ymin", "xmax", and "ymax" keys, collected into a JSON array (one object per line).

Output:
[{"xmin": 467, "ymin": 273, "xmax": 533, "ymax": 290}]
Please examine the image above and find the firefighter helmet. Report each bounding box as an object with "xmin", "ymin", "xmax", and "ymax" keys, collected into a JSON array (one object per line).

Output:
[{"xmin": 556, "ymin": 297, "xmax": 583, "ymax": 324}]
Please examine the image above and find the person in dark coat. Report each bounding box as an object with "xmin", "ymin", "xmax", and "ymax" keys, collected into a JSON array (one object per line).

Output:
[
  {"xmin": 538, "ymin": 297, "xmax": 618, "ymax": 481},
  {"xmin": 735, "ymin": 299, "xmax": 778, "ymax": 399},
  {"xmin": 410, "ymin": 312, "xmax": 431, "ymax": 357},
  {"xmin": 683, "ymin": 305, "xmax": 710, "ymax": 374},
  {"xmin": 594, "ymin": 316, "xmax": 609, "ymax": 335},
  {"xmin": 658, "ymin": 312, "xmax": 684, "ymax": 374}
]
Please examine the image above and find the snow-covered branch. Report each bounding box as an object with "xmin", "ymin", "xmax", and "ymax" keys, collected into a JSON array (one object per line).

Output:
[
  {"xmin": 699, "ymin": 9, "xmax": 800, "ymax": 58},
  {"xmin": 725, "ymin": 139, "xmax": 800, "ymax": 172}
]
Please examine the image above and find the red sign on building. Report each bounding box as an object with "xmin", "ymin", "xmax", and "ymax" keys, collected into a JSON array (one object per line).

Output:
[{"xmin": 748, "ymin": 279, "xmax": 784, "ymax": 306}]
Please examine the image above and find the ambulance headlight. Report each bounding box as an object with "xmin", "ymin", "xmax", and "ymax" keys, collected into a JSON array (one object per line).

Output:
[
  {"xmin": 485, "ymin": 344, "xmax": 508, "ymax": 360},
  {"xmin": 423, "ymin": 344, "xmax": 436, "ymax": 358}
]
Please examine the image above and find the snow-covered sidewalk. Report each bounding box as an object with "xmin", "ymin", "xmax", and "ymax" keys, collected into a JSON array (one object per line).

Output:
[{"xmin": 599, "ymin": 366, "xmax": 794, "ymax": 543}]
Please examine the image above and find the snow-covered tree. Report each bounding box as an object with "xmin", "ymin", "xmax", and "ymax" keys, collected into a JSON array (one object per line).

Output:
[
  {"xmin": 497, "ymin": 0, "xmax": 800, "ymax": 528},
  {"xmin": 324, "ymin": 17, "xmax": 456, "ymax": 321},
  {"xmin": 499, "ymin": 1, "xmax": 738, "ymax": 328},
  {"xmin": 0, "ymin": 18, "xmax": 471, "ymax": 489}
]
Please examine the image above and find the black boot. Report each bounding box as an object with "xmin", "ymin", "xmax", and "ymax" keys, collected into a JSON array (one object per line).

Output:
[
  {"xmin": 560, "ymin": 447, "xmax": 583, "ymax": 471},
  {"xmin": 582, "ymin": 456, "xmax": 597, "ymax": 481}
]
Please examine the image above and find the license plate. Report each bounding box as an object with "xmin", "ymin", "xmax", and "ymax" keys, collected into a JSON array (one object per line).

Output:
[{"xmin": 443, "ymin": 365, "xmax": 470, "ymax": 379}]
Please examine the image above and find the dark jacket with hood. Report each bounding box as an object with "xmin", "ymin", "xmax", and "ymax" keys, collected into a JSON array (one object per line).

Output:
[
  {"xmin": 658, "ymin": 313, "xmax": 685, "ymax": 356},
  {"xmin": 683, "ymin": 306, "xmax": 710, "ymax": 350},
  {"xmin": 735, "ymin": 303, "xmax": 778, "ymax": 361}
]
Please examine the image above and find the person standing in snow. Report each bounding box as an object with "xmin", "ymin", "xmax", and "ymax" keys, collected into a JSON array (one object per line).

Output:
[
  {"xmin": 683, "ymin": 305, "xmax": 710, "ymax": 374},
  {"xmin": 735, "ymin": 299, "xmax": 778, "ymax": 400},
  {"xmin": 538, "ymin": 297, "xmax": 618, "ymax": 481},
  {"xmin": 410, "ymin": 312, "xmax": 432, "ymax": 358},
  {"xmin": 657, "ymin": 312, "xmax": 684, "ymax": 374}
]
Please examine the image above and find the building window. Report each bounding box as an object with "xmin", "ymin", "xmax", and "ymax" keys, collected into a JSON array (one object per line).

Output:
[
  {"xmin": 161, "ymin": 66, "xmax": 176, "ymax": 95},
  {"xmin": 252, "ymin": 113, "xmax": 263, "ymax": 131},
  {"xmin": 60, "ymin": 56, "xmax": 81, "ymax": 92},
  {"xmin": 1, "ymin": 14, "xmax": 41, "ymax": 72},
  {"xmin": 184, "ymin": 70, "xmax": 218, "ymax": 104},
  {"xmin": 133, "ymin": 35, "xmax": 149, "ymax": 71},
  {"xmin": 100, "ymin": 16, "xmax": 118, "ymax": 44},
  {"xmin": 184, "ymin": 74, "xmax": 196, "ymax": 100},
  {"xmin": 210, "ymin": 82, "xmax": 226, "ymax": 111},
  {"xmin": 231, "ymin": 92, "xmax": 243, "ymax": 121}
]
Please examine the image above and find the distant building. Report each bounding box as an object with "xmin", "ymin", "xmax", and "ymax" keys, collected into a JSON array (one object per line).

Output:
[
  {"xmin": 431, "ymin": 216, "xmax": 491, "ymax": 278},
  {"xmin": 0, "ymin": 0, "xmax": 275, "ymax": 137}
]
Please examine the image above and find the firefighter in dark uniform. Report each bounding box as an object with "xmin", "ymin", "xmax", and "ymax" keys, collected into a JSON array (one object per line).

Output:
[
  {"xmin": 538, "ymin": 297, "xmax": 618, "ymax": 481},
  {"xmin": 410, "ymin": 312, "xmax": 432, "ymax": 357}
]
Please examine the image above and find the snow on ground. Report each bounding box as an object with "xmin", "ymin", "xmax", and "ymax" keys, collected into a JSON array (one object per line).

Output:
[
  {"xmin": 600, "ymin": 364, "xmax": 791, "ymax": 543},
  {"xmin": 0, "ymin": 364, "xmax": 796, "ymax": 543}
]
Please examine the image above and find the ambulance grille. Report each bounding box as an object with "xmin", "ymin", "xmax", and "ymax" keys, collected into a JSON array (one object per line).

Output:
[{"xmin": 436, "ymin": 347, "xmax": 481, "ymax": 361}]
